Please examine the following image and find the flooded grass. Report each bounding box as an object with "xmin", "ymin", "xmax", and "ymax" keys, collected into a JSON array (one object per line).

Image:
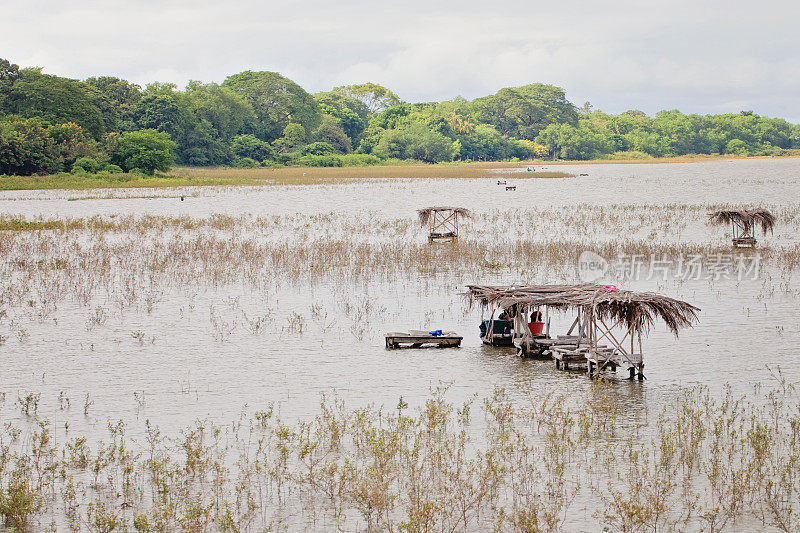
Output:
[
  {"xmin": 2, "ymin": 380, "xmax": 800, "ymax": 531},
  {"xmin": 2, "ymin": 161, "xmax": 800, "ymax": 531}
]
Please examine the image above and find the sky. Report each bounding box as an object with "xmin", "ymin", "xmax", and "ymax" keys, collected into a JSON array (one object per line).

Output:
[{"xmin": 2, "ymin": 0, "xmax": 799, "ymax": 121}]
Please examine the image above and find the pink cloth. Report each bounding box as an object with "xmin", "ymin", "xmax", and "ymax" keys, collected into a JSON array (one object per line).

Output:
[{"xmin": 601, "ymin": 284, "xmax": 619, "ymax": 291}]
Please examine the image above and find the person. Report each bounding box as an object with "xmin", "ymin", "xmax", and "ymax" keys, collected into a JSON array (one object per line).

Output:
[
  {"xmin": 531, "ymin": 310, "xmax": 543, "ymax": 322},
  {"xmin": 498, "ymin": 310, "xmax": 512, "ymax": 334}
]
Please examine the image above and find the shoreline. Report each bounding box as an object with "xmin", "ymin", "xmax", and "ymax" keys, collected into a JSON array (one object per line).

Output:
[{"xmin": 0, "ymin": 154, "xmax": 798, "ymax": 191}]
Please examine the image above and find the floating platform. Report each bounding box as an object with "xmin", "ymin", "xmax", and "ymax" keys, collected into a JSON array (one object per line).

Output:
[{"xmin": 385, "ymin": 331, "xmax": 462, "ymax": 349}]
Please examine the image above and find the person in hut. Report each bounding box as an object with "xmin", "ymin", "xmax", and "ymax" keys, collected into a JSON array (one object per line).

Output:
[{"xmin": 498, "ymin": 309, "xmax": 513, "ymax": 334}]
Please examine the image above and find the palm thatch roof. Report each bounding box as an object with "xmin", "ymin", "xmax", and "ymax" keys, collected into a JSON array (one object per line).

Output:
[
  {"xmin": 465, "ymin": 284, "xmax": 700, "ymax": 336},
  {"xmin": 417, "ymin": 206, "xmax": 473, "ymax": 227},
  {"xmin": 709, "ymin": 208, "xmax": 775, "ymax": 235}
]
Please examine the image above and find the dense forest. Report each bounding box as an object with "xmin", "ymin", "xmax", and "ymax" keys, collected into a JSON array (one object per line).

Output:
[{"xmin": 1, "ymin": 57, "xmax": 799, "ymax": 176}]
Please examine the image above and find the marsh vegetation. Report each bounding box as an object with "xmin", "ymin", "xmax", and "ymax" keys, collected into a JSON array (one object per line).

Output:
[{"xmin": 2, "ymin": 159, "xmax": 800, "ymax": 531}]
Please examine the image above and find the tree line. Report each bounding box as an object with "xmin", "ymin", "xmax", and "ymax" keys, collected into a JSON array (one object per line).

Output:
[{"xmin": 1, "ymin": 57, "xmax": 799, "ymax": 176}]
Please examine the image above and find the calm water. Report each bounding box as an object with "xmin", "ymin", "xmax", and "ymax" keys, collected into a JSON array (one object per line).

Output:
[{"xmin": 1, "ymin": 158, "xmax": 799, "ymax": 531}]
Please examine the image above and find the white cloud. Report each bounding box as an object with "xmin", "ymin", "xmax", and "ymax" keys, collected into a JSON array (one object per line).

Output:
[{"xmin": 1, "ymin": 0, "xmax": 798, "ymax": 120}]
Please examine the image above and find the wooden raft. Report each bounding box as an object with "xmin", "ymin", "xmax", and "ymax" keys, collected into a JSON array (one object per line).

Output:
[{"xmin": 385, "ymin": 331, "xmax": 463, "ymax": 349}]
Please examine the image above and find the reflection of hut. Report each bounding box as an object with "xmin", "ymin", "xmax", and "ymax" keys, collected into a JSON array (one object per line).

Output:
[
  {"xmin": 417, "ymin": 206, "xmax": 472, "ymax": 242},
  {"xmin": 465, "ymin": 284, "xmax": 699, "ymax": 379},
  {"xmin": 709, "ymin": 209, "xmax": 775, "ymax": 248}
]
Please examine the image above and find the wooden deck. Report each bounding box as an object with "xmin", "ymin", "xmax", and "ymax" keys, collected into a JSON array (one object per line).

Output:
[{"xmin": 385, "ymin": 332, "xmax": 462, "ymax": 349}]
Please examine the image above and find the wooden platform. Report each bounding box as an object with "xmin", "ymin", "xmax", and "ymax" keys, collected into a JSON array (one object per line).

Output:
[
  {"xmin": 514, "ymin": 336, "xmax": 551, "ymax": 357},
  {"xmin": 732, "ymin": 236, "xmax": 756, "ymax": 248},
  {"xmin": 586, "ymin": 351, "xmax": 644, "ymax": 379},
  {"xmin": 385, "ymin": 332, "xmax": 462, "ymax": 349}
]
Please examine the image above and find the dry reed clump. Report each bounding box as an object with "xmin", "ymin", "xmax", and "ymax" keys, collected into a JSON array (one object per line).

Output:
[
  {"xmin": 709, "ymin": 209, "xmax": 776, "ymax": 236},
  {"xmin": 1, "ymin": 207, "xmax": 799, "ymax": 329},
  {"xmin": 2, "ymin": 380, "xmax": 800, "ymax": 531}
]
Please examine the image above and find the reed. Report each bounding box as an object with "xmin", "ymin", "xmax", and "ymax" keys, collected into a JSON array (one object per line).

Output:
[{"xmin": 1, "ymin": 380, "xmax": 799, "ymax": 531}]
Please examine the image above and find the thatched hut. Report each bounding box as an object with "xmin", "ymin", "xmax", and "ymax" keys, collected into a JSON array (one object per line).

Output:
[
  {"xmin": 418, "ymin": 206, "xmax": 472, "ymax": 242},
  {"xmin": 465, "ymin": 284, "xmax": 700, "ymax": 379},
  {"xmin": 709, "ymin": 208, "xmax": 775, "ymax": 248}
]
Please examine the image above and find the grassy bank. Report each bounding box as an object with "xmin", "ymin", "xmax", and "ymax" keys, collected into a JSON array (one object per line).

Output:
[
  {"xmin": 1, "ymin": 153, "xmax": 798, "ymax": 191},
  {"xmin": 0, "ymin": 162, "xmax": 573, "ymax": 191}
]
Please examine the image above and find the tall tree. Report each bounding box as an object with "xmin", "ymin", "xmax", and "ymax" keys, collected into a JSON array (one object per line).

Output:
[
  {"xmin": 223, "ymin": 71, "xmax": 321, "ymax": 141},
  {"xmin": 472, "ymin": 84, "xmax": 578, "ymax": 140},
  {"xmin": 332, "ymin": 83, "xmax": 401, "ymax": 114},
  {"xmin": 314, "ymin": 91, "xmax": 369, "ymax": 144},
  {"xmin": 185, "ymin": 81, "xmax": 257, "ymax": 142},
  {"xmin": 4, "ymin": 69, "xmax": 105, "ymax": 138},
  {"xmin": 85, "ymin": 76, "xmax": 142, "ymax": 132},
  {"xmin": 0, "ymin": 58, "xmax": 20, "ymax": 111}
]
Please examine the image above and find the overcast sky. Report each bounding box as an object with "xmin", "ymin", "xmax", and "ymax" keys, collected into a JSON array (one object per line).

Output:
[{"xmin": 2, "ymin": 0, "xmax": 799, "ymax": 121}]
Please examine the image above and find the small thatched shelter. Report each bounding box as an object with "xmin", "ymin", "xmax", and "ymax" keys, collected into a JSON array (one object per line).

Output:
[
  {"xmin": 465, "ymin": 284, "xmax": 700, "ymax": 378},
  {"xmin": 709, "ymin": 208, "xmax": 775, "ymax": 248},
  {"xmin": 418, "ymin": 206, "xmax": 472, "ymax": 241}
]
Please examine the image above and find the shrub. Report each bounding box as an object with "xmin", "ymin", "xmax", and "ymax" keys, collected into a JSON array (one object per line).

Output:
[
  {"xmin": 72, "ymin": 156, "xmax": 100, "ymax": 173},
  {"xmin": 103, "ymin": 163, "xmax": 123, "ymax": 173},
  {"xmin": 109, "ymin": 129, "xmax": 176, "ymax": 175},
  {"xmin": 607, "ymin": 150, "xmax": 653, "ymax": 160},
  {"xmin": 725, "ymin": 139, "xmax": 748, "ymax": 155},
  {"xmin": 298, "ymin": 142, "xmax": 337, "ymax": 156},
  {"xmin": 231, "ymin": 134, "xmax": 275, "ymax": 161},
  {"xmin": 339, "ymin": 153, "xmax": 381, "ymax": 166},
  {"xmin": 233, "ymin": 157, "xmax": 259, "ymax": 168},
  {"xmin": 294, "ymin": 154, "xmax": 343, "ymax": 167}
]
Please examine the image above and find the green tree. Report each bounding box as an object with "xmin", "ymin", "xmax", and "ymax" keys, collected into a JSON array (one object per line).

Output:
[
  {"xmin": 0, "ymin": 58, "xmax": 20, "ymax": 111},
  {"xmin": 134, "ymin": 83, "xmax": 192, "ymax": 139},
  {"xmin": 109, "ymin": 129, "xmax": 176, "ymax": 174},
  {"xmin": 231, "ymin": 133, "xmax": 275, "ymax": 161},
  {"xmin": 472, "ymin": 84, "xmax": 578, "ymax": 140},
  {"xmin": 133, "ymin": 83, "xmax": 200, "ymax": 164},
  {"xmin": 313, "ymin": 119, "xmax": 352, "ymax": 153},
  {"xmin": 223, "ymin": 71, "xmax": 321, "ymax": 141},
  {"xmin": 332, "ymin": 83, "xmax": 401, "ymax": 114},
  {"xmin": 535, "ymin": 121, "xmax": 614, "ymax": 160},
  {"xmin": 0, "ymin": 118, "xmax": 59, "ymax": 175},
  {"xmin": 84, "ymin": 76, "xmax": 142, "ymax": 132},
  {"xmin": 180, "ymin": 119, "xmax": 230, "ymax": 166},
  {"xmin": 47, "ymin": 122, "xmax": 98, "ymax": 170},
  {"xmin": 273, "ymin": 123, "xmax": 306, "ymax": 153},
  {"xmin": 373, "ymin": 123, "xmax": 457, "ymax": 163},
  {"xmin": 4, "ymin": 69, "xmax": 105, "ymax": 138},
  {"xmin": 185, "ymin": 81, "xmax": 257, "ymax": 142},
  {"xmin": 314, "ymin": 91, "xmax": 369, "ymax": 144}
]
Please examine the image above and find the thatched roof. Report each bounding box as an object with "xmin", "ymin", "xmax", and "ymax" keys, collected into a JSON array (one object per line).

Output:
[
  {"xmin": 709, "ymin": 209, "xmax": 775, "ymax": 235},
  {"xmin": 465, "ymin": 284, "xmax": 700, "ymax": 336},
  {"xmin": 417, "ymin": 206, "xmax": 473, "ymax": 227}
]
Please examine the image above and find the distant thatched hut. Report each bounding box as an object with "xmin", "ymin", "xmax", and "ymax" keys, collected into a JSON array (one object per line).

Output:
[
  {"xmin": 709, "ymin": 208, "xmax": 775, "ymax": 248},
  {"xmin": 465, "ymin": 284, "xmax": 700, "ymax": 379},
  {"xmin": 418, "ymin": 206, "xmax": 472, "ymax": 242}
]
